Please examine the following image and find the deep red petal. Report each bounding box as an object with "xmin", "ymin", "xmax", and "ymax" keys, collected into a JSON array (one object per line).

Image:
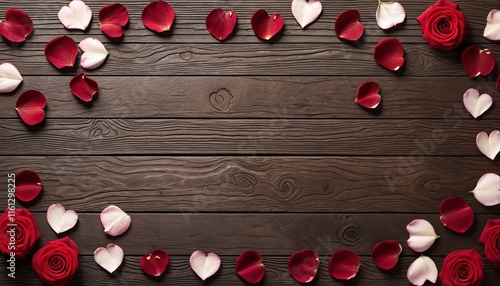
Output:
[
  {"xmin": 440, "ymin": 196, "xmax": 474, "ymax": 233},
  {"xmin": 461, "ymin": 45, "xmax": 495, "ymax": 78},
  {"xmin": 328, "ymin": 249, "xmax": 360, "ymax": 280},
  {"xmin": 206, "ymin": 8, "xmax": 237, "ymax": 41},
  {"xmin": 15, "ymin": 90, "xmax": 46, "ymax": 126},
  {"xmin": 251, "ymin": 9, "xmax": 284, "ymax": 41},
  {"xmin": 70, "ymin": 73, "xmax": 98, "ymax": 102},
  {"xmin": 372, "ymin": 240, "xmax": 402, "ymax": 270},
  {"xmin": 287, "ymin": 249, "xmax": 319, "ymax": 283},
  {"xmin": 335, "ymin": 10, "xmax": 364, "ymax": 41},
  {"xmin": 142, "ymin": 0, "xmax": 175, "ymax": 33},
  {"xmin": 100, "ymin": 24, "xmax": 124, "ymax": 38},
  {"xmin": 44, "ymin": 36, "xmax": 78, "ymax": 69},
  {"xmin": 15, "ymin": 170, "xmax": 43, "ymax": 202},
  {"xmin": 140, "ymin": 249, "xmax": 169, "ymax": 276},
  {"xmin": 356, "ymin": 81, "xmax": 381, "ymax": 109},
  {"xmin": 99, "ymin": 3, "xmax": 128, "ymax": 37},
  {"xmin": 374, "ymin": 38, "xmax": 405, "ymax": 71},
  {"xmin": 235, "ymin": 250, "xmax": 265, "ymax": 284},
  {"xmin": 0, "ymin": 9, "xmax": 33, "ymax": 42}
]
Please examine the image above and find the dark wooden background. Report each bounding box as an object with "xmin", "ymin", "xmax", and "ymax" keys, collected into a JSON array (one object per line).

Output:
[{"xmin": 0, "ymin": 0, "xmax": 499, "ymax": 285}]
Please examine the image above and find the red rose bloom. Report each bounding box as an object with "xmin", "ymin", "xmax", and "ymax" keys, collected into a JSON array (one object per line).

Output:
[
  {"xmin": 479, "ymin": 219, "xmax": 500, "ymax": 269},
  {"xmin": 32, "ymin": 237, "xmax": 79, "ymax": 286},
  {"xmin": 439, "ymin": 249, "xmax": 484, "ymax": 286},
  {"xmin": 416, "ymin": 0, "xmax": 467, "ymax": 50},
  {"xmin": 0, "ymin": 208, "xmax": 40, "ymax": 258}
]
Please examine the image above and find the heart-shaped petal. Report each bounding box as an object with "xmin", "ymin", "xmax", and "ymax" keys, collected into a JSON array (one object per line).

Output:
[
  {"xmin": 291, "ymin": 0, "xmax": 322, "ymax": 29},
  {"xmin": 99, "ymin": 3, "xmax": 129, "ymax": 38},
  {"xmin": 142, "ymin": 1, "xmax": 175, "ymax": 33},
  {"xmin": 372, "ymin": 240, "xmax": 402, "ymax": 270},
  {"xmin": 58, "ymin": 0, "xmax": 92, "ymax": 30},
  {"xmin": 189, "ymin": 250, "xmax": 221, "ymax": 281},
  {"xmin": 335, "ymin": 10, "xmax": 364, "ymax": 41},
  {"xmin": 15, "ymin": 170, "xmax": 43, "ymax": 202},
  {"xmin": 439, "ymin": 196, "xmax": 474, "ymax": 233},
  {"xmin": 463, "ymin": 88, "xmax": 493, "ymax": 119},
  {"xmin": 100, "ymin": 205, "xmax": 131, "ymax": 236},
  {"xmin": 79, "ymin": 38, "xmax": 109, "ymax": 70},
  {"xmin": 476, "ymin": 130, "xmax": 500, "ymax": 160},
  {"xmin": 471, "ymin": 173, "xmax": 500, "ymax": 206},
  {"xmin": 140, "ymin": 249, "xmax": 169, "ymax": 277},
  {"xmin": 0, "ymin": 9, "xmax": 33, "ymax": 43},
  {"xmin": 206, "ymin": 8, "xmax": 237, "ymax": 41},
  {"xmin": 287, "ymin": 249, "xmax": 319, "ymax": 283},
  {"xmin": 461, "ymin": 45, "xmax": 495, "ymax": 78},
  {"xmin": 406, "ymin": 219, "xmax": 439, "ymax": 252},
  {"xmin": 376, "ymin": 1, "xmax": 405, "ymax": 30},
  {"xmin": 94, "ymin": 243, "xmax": 124, "ymax": 273},
  {"xmin": 328, "ymin": 249, "xmax": 360, "ymax": 280},
  {"xmin": 484, "ymin": 9, "xmax": 500, "ymax": 41},
  {"xmin": 70, "ymin": 73, "xmax": 98, "ymax": 102},
  {"xmin": 407, "ymin": 255, "xmax": 438, "ymax": 286},
  {"xmin": 15, "ymin": 90, "xmax": 46, "ymax": 126},
  {"xmin": 251, "ymin": 9, "xmax": 284, "ymax": 41},
  {"xmin": 374, "ymin": 37, "xmax": 404, "ymax": 71},
  {"xmin": 47, "ymin": 203, "xmax": 78, "ymax": 234},
  {"xmin": 45, "ymin": 36, "xmax": 78, "ymax": 69},
  {"xmin": 235, "ymin": 250, "xmax": 265, "ymax": 284},
  {"xmin": 356, "ymin": 81, "xmax": 381, "ymax": 109},
  {"xmin": 0, "ymin": 63, "xmax": 23, "ymax": 93}
]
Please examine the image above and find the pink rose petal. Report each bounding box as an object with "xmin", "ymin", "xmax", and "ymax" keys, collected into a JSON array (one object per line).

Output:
[
  {"xmin": 463, "ymin": 88, "xmax": 493, "ymax": 119},
  {"xmin": 476, "ymin": 130, "xmax": 500, "ymax": 161},
  {"xmin": 100, "ymin": 205, "xmax": 131, "ymax": 236},
  {"xmin": 189, "ymin": 250, "xmax": 220, "ymax": 281},
  {"xmin": 291, "ymin": 0, "xmax": 322, "ymax": 29},
  {"xmin": 58, "ymin": 0, "xmax": 92, "ymax": 30},
  {"xmin": 94, "ymin": 243, "xmax": 124, "ymax": 273},
  {"xmin": 47, "ymin": 203, "xmax": 78, "ymax": 234}
]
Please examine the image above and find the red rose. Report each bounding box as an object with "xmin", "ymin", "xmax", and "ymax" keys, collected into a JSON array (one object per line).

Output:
[
  {"xmin": 479, "ymin": 219, "xmax": 500, "ymax": 269},
  {"xmin": 439, "ymin": 249, "xmax": 484, "ymax": 286},
  {"xmin": 32, "ymin": 237, "xmax": 79, "ymax": 286},
  {"xmin": 416, "ymin": 0, "xmax": 467, "ymax": 50},
  {"xmin": 0, "ymin": 208, "xmax": 40, "ymax": 258}
]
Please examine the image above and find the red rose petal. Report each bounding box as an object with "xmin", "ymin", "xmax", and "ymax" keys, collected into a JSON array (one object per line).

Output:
[
  {"xmin": 70, "ymin": 73, "xmax": 98, "ymax": 102},
  {"xmin": 356, "ymin": 81, "xmax": 381, "ymax": 109},
  {"xmin": 461, "ymin": 45, "xmax": 495, "ymax": 78},
  {"xmin": 328, "ymin": 249, "xmax": 360, "ymax": 280},
  {"xmin": 15, "ymin": 90, "xmax": 46, "ymax": 126},
  {"xmin": 235, "ymin": 250, "xmax": 265, "ymax": 284},
  {"xmin": 374, "ymin": 37, "xmax": 405, "ymax": 71},
  {"xmin": 140, "ymin": 249, "xmax": 169, "ymax": 277},
  {"xmin": 287, "ymin": 249, "xmax": 319, "ymax": 283},
  {"xmin": 251, "ymin": 9, "xmax": 284, "ymax": 41},
  {"xmin": 99, "ymin": 3, "xmax": 129, "ymax": 38},
  {"xmin": 0, "ymin": 9, "xmax": 33, "ymax": 43},
  {"xmin": 15, "ymin": 170, "xmax": 43, "ymax": 202},
  {"xmin": 335, "ymin": 10, "xmax": 364, "ymax": 41},
  {"xmin": 44, "ymin": 36, "xmax": 78, "ymax": 69},
  {"xmin": 440, "ymin": 196, "xmax": 474, "ymax": 233},
  {"xmin": 372, "ymin": 240, "xmax": 402, "ymax": 270},
  {"xmin": 206, "ymin": 8, "xmax": 237, "ymax": 41},
  {"xmin": 142, "ymin": 1, "xmax": 175, "ymax": 33}
]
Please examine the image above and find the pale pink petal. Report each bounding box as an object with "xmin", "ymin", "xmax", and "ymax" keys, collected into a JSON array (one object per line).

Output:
[
  {"xmin": 484, "ymin": 9, "xmax": 500, "ymax": 41},
  {"xmin": 291, "ymin": 0, "xmax": 322, "ymax": 29},
  {"xmin": 190, "ymin": 250, "xmax": 221, "ymax": 281},
  {"xmin": 47, "ymin": 203, "xmax": 78, "ymax": 234},
  {"xmin": 406, "ymin": 219, "xmax": 439, "ymax": 252},
  {"xmin": 94, "ymin": 243, "xmax": 124, "ymax": 273},
  {"xmin": 376, "ymin": 1, "xmax": 405, "ymax": 30},
  {"xmin": 476, "ymin": 130, "xmax": 500, "ymax": 160},
  {"xmin": 0, "ymin": 63, "xmax": 23, "ymax": 93},
  {"xmin": 463, "ymin": 88, "xmax": 493, "ymax": 118},
  {"xmin": 471, "ymin": 173, "xmax": 500, "ymax": 206},
  {"xmin": 58, "ymin": 0, "xmax": 92, "ymax": 30},
  {"xmin": 79, "ymin": 38, "xmax": 109, "ymax": 69},
  {"xmin": 407, "ymin": 256, "xmax": 438, "ymax": 286},
  {"xmin": 100, "ymin": 205, "xmax": 131, "ymax": 236}
]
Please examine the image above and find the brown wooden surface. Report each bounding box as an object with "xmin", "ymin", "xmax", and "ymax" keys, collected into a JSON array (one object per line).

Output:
[{"xmin": 0, "ymin": 0, "xmax": 499, "ymax": 285}]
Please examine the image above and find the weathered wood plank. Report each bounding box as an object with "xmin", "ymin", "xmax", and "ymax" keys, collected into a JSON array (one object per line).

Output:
[
  {"xmin": 1, "ymin": 156, "xmax": 498, "ymax": 214},
  {"xmin": 1, "ymin": 76, "xmax": 498, "ymax": 119}
]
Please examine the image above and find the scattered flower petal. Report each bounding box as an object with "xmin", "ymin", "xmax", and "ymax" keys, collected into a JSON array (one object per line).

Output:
[
  {"xmin": 206, "ymin": 8, "xmax": 237, "ymax": 41},
  {"xmin": 79, "ymin": 38, "xmax": 109, "ymax": 70},
  {"xmin": 407, "ymin": 255, "xmax": 438, "ymax": 286},
  {"xmin": 189, "ymin": 250, "xmax": 221, "ymax": 281},
  {"xmin": 374, "ymin": 37, "xmax": 404, "ymax": 71},
  {"xmin": 407, "ymin": 219, "xmax": 439, "ymax": 252},
  {"xmin": 372, "ymin": 240, "xmax": 402, "ymax": 270},
  {"xmin": 288, "ymin": 249, "xmax": 319, "ymax": 283},
  {"xmin": 335, "ymin": 10, "xmax": 364, "ymax": 41},
  {"xmin": 476, "ymin": 130, "xmax": 500, "ymax": 161},
  {"xmin": 70, "ymin": 73, "xmax": 98, "ymax": 102},
  {"xmin": 484, "ymin": 9, "xmax": 500, "ymax": 41},
  {"xmin": 461, "ymin": 45, "xmax": 495, "ymax": 78},
  {"xmin": 235, "ymin": 250, "xmax": 265, "ymax": 284},
  {"xmin": 15, "ymin": 90, "xmax": 46, "ymax": 126},
  {"xmin": 94, "ymin": 243, "xmax": 124, "ymax": 273},
  {"xmin": 15, "ymin": 170, "xmax": 43, "ymax": 202},
  {"xmin": 100, "ymin": 205, "xmax": 131, "ymax": 236},
  {"xmin": 471, "ymin": 173, "xmax": 500, "ymax": 206},
  {"xmin": 328, "ymin": 249, "xmax": 360, "ymax": 280},
  {"xmin": 291, "ymin": 0, "xmax": 322, "ymax": 29},
  {"xmin": 0, "ymin": 9, "xmax": 33, "ymax": 42},
  {"xmin": 45, "ymin": 36, "xmax": 78, "ymax": 69},
  {"xmin": 355, "ymin": 81, "xmax": 381, "ymax": 109},
  {"xmin": 142, "ymin": 1, "xmax": 175, "ymax": 33},
  {"xmin": 58, "ymin": 0, "xmax": 92, "ymax": 30},
  {"xmin": 140, "ymin": 249, "xmax": 169, "ymax": 277},
  {"xmin": 376, "ymin": 1, "xmax": 405, "ymax": 29},
  {"xmin": 0, "ymin": 62, "xmax": 23, "ymax": 93},
  {"xmin": 99, "ymin": 3, "xmax": 129, "ymax": 38},
  {"xmin": 440, "ymin": 196, "xmax": 474, "ymax": 233},
  {"xmin": 251, "ymin": 9, "xmax": 284, "ymax": 41},
  {"xmin": 47, "ymin": 203, "xmax": 78, "ymax": 234},
  {"xmin": 463, "ymin": 88, "xmax": 493, "ymax": 119}
]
